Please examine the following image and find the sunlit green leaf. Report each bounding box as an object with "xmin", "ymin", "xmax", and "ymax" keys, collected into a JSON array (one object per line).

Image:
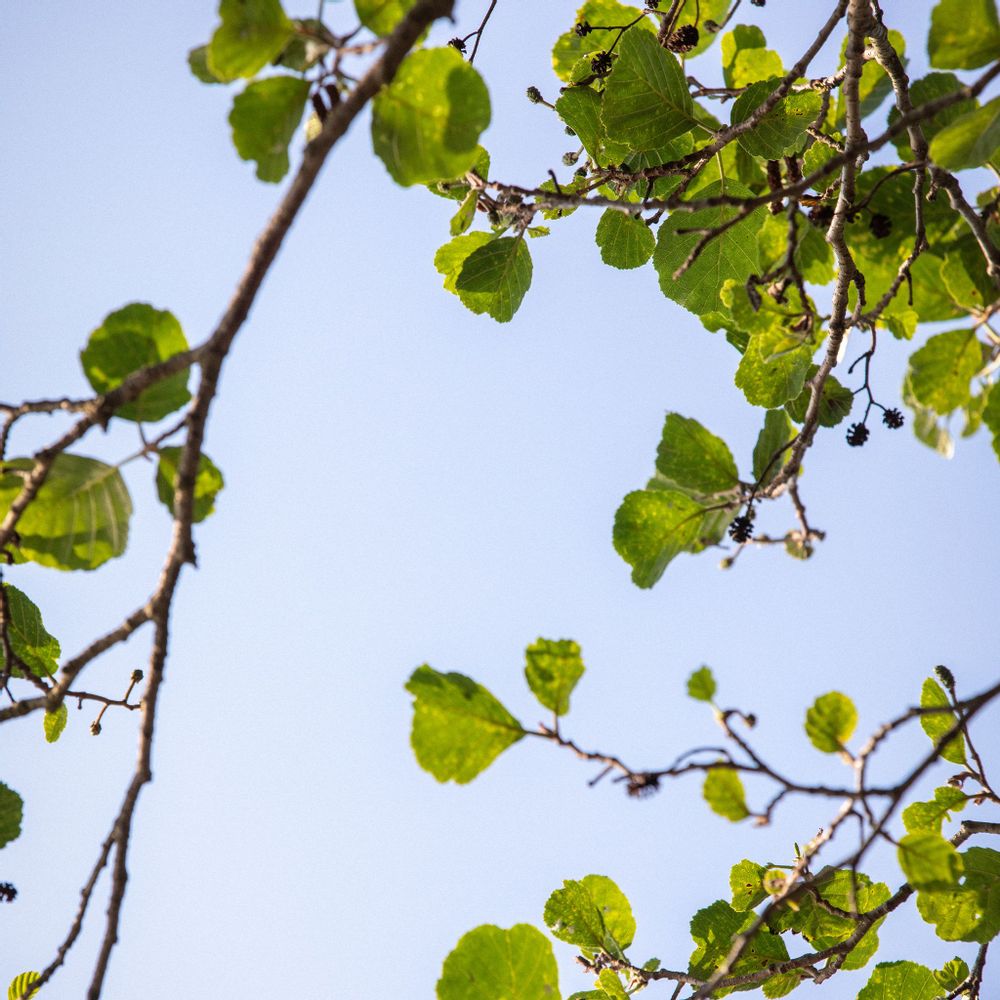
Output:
[
  {"xmin": 731, "ymin": 80, "xmax": 823, "ymax": 159},
  {"xmin": 804, "ymin": 691, "xmax": 857, "ymax": 754},
  {"xmin": 229, "ymin": 76, "xmax": 310, "ymax": 183},
  {"xmin": 730, "ymin": 859, "xmax": 767, "ymax": 911},
  {"xmin": 752, "ymin": 410, "xmax": 795, "ymax": 486},
  {"xmin": 602, "ymin": 31, "xmax": 699, "ymax": 152},
  {"xmin": 703, "ymin": 767, "xmax": 749, "ymax": 822},
  {"xmin": 687, "ymin": 665, "xmax": 716, "ymax": 703},
  {"xmin": 899, "ymin": 832, "xmax": 964, "ymax": 891},
  {"xmin": 654, "ymin": 183, "xmax": 764, "ymax": 317},
  {"xmin": 43, "ymin": 703, "xmax": 68, "ymax": 744},
  {"xmin": 929, "ymin": 0, "xmax": 1000, "ymax": 69},
  {"xmin": 544, "ymin": 874, "xmax": 635, "ymax": 959},
  {"xmin": 722, "ymin": 25, "xmax": 783, "ymax": 89},
  {"xmin": 80, "ymin": 303, "xmax": 191, "ymax": 423},
  {"xmin": 903, "ymin": 787, "xmax": 967, "ymax": 835},
  {"xmin": 613, "ymin": 489, "xmax": 705, "ymax": 588},
  {"xmin": 6, "ymin": 973, "xmax": 40, "ymax": 1000},
  {"xmin": 155, "ymin": 448, "xmax": 225, "ymax": 524},
  {"xmin": 372, "ymin": 48, "xmax": 491, "ymax": 187},
  {"xmin": 0, "ymin": 584, "xmax": 60, "ymax": 678},
  {"xmin": 654, "ymin": 413, "xmax": 739, "ymax": 496},
  {"xmin": 930, "ymin": 96, "xmax": 1000, "ymax": 170},
  {"xmin": 0, "ymin": 783, "xmax": 23, "ymax": 849},
  {"xmin": 437, "ymin": 924, "xmax": 559, "ymax": 1000},
  {"xmin": 595, "ymin": 210, "xmax": 654, "ymax": 269},
  {"xmin": 524, "ymin": 638, "xmax": 585, "ymax": 717},
  {"xmin": 355, "ymin": 0, "xmax": 417, "ymax": 36},
  {"xmin": 556, "ymin": 88, "xmax": 630, "ymax": 168},
  {"xmin": 935, "ymin": 958, "xmax": 970, "ymax": 992},
  {"xmin": 551, "ymin": 1, "xmax": 655, "ymax": 82},
  {"xmin": 406, "ymin": 666, "xmax": 524, "ymax": 783},
  {"xmin": 207, "ymin": 0, "xmax": 294, "ymax": 81},
  {"xmin": 858, "ymin": 961, "xmax": 944, "ymax": 1000},
  {"xmin": 920, "ymin": 676, "xmax": 967, "ymax": 765},
  {"xmin": 0, "ymin": 455, "xmax": 132, "ymax": 571},
  {"xmin": 454, "ymin": 237, "xmax": 533, "ymax": 323}
]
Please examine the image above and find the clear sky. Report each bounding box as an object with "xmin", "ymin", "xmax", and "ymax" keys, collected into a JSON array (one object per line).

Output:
[{"xmin": 2, "ymin": 1, "xmax": 998, "ymax": 997}]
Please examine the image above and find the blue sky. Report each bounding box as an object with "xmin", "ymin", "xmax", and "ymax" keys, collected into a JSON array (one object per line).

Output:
[{"xmin": 2, "ymin": 1, "xmax": 999, "ymax": 997}]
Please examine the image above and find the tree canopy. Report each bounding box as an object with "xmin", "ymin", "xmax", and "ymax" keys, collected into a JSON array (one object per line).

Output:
[{"xmin": 2, "ymin": 0, "xmax": 1000, "ymax": 997}]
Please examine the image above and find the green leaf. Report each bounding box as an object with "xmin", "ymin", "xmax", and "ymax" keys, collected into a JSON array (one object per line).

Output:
[
  {"xmin": 6, "ymin": 974, "xmax": 40, "ymax": 1000},
  {"xmin": 551, "ymin": 1, "xmax": 655, "ymax": 82},
  {"xmin": 435, "ymin": 232, "xmax": 495, "ymax": 294},
  {"xmin": 752, "ymin": 410, "xmax": 795, "ymax": 486},
  {"xmin": 804, "ymin": 691, "xmax": 857, "ymax": 754},
  {"xmin": 935, "ymin": 958, "xmax": 970, "ymax": 992},
  {"xmin": 229, "ymin": 76, "xmax": 310, "ymax": 183},
  {"xmin": 920, "ymin": 677, "xmax": 967, "ymax": 765},
  {"xmin": 556, "ymin": 88, "xmax": 631, "ymax": 169},
  {"xmin": 612, "ymin": 489, "xmax": 705, "ymax": 588},
  {"xmin": 960, "ymin": 846, "xmax": 1000, "ymax": 942},
  {"xmin": 730, "ymin": 859, "xmax": 768, "ymax": 911},
  {"xmin": 0, "ymin": 783, "xmax": 23, "ymax": 849},
  {"xmin": 524, "ymin": 638, "xmax": 585, "ymax": 716},
  {"xmin": 355, "ymin": 0, "xmax": 416, "ymax": 36},
  {"xmin": 80, "ymin": 303, "xmax": 191, "ymax": 423},
  {"xmin": 731, "ymin": 80, "xmax": 823, "ymax": 159},
  {"xmin": 655, "ymin": 413, "xmax": 739, "ymax": 496},
  {"xmin": 273, "ymin": 19, "xmax": 333, "ymax": 72},
  {"xmin": 188, "ymin": 45, "xmax": 223, "ymax": 84},
  {"xmin": 858, "ymin": 961, "xmax": 944, "ymax": 1000},
  {"xmin": 0, "ymin": 584, "xmax": 60, "ymax": 678},
  {"xmin": 601, "ymin": 31, "xmax": 699, "ymax": 152},
  {"xmin": 437, "ymin": 924, "xmax": 559, "ymax": 1000},
  {"xmin": 595, "ymin": 210, "xmax": 654, "ymax": 269},
  {"xmin": 544, "ymin": 874, "xmax": 635, "ymax": 960},
  {"xmin": 929, "ymin": 0, "xmax": 1000, "ymax": 69},
  {"xmin": 889, "ymin": 73, "xmax": 976, "ymax": 155},
  {"xmin": 984, "ymin": 382, "xmax": 1000, "ymax": 459},
  {"xmin": 784, "ymin": 368, "xmax": 854, "ymax": 427},
  {"xmin": 899, "ymin": 832, "xmax": 964, "ymax": 891},
  {"xmin": 449, "ymin": 191, "xmax": 478, "ymax": 237},
  {"xmin": 654, "ymin": 184, "xmax": 764, "ymax": 317},
  {"xmin": 372, "ymin": 48, "xmax": 491, "ymax": 187},
  {"xmin": 686, "ymin": 666, "xmax": 716, "ymax": 703},
  {"xmin": 722, "ymin": 25, "xmax": 783, "ymax": 89},
  {"xmin": 907, "ymin": 330, "xmax": 983, "ymax": 414},
  {"xmin": 703, "ymin": 768, "xmax": 749, "ymax": 822},
  {"xmin": 930, "ymin": 96, "xmax": 1000, "ymax": 170},
  {"xmin": 592, "ymin": 970, "xmax": 628, "ymax": 999},
  {"xmin": 207, "ymin": 0, "xmax": 294, "ymax": 81},
  {"xmin": 0, "ymin": 455, "xmax": 132, "ymax": 571},
  {"xmin": 454, "ymin": 237, "xmax": 533, "ymax": 323},
  {"xmin": 406, "ymin": 666, "xmax": 524, "ymax": 783},
  {"xmin": 155, "ymin": 448, "xmax": 225, "ymax": 524},
  {"xmin": 688, "ymin": 900, "xmax": 745, "ymax": 979},
  {"xmin": 734, "ymin": 326, "xmax": 814, "ymax": 409},
  {"xmin": 43, "ymin": 703, "xmax": 68, "ymax": 744},
  {"xmin": 917, "ymin": 885, "xmax": 984, "ymax": 941},
  {"xmin": 903, "ymin": 787, "xmax": 967, "ymax": 835}
]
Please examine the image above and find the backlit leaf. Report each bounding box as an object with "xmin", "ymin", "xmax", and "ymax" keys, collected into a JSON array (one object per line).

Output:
[
  {"xmin": 155, "ymin": 448, "xmax": 225, "ymax": 524},
  {"xmin": 703, "ymin": 768, "xmax": 749, "ymax": 822},
  {"xmin": 0, "ymin": 584, "xmax": 60, "ymax": 678},
  {"xmin": 524, "ymin": 638, "xmax": 585, "ymax": 716},
  {"xmin": 0, "ymin": 455, "xmax": 132, "ymax": 571},
  {"xmin": 406, "ymin": 666, "xmax": 524, "ymax": 783},
  {"xmin": 207, "ymin": 0, "xmax": 294, "ymax": 81},
  {"xmin": 804, "ymin": 691, "xmax": 857, "ymax": 754},
  {"xmin": 80, "ymin": 303, "xmax": 191, "ymax": 423},
  {"xmin": 229, "ymin": 76, "xmax": 310, "ymax": 183},
  {"xmin": 372, "ymin": 48, "xmax": 491, "ymax": 187},
  {"xmin": 454, "ymin": 237, "xmax": 533, "ymax": 322}
]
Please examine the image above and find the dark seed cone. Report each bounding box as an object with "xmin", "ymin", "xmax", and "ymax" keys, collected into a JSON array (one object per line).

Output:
[
  {"xmin": 935, "ymin": 664, "xmax": 957, "ymax": 691},
  {"xmin": 666, "ymin": 24, "xmax": 699, "ymax": 52},
  {"xmin": 590, "ymin": 50, "xmax": 613, "ymax": 76},
  {"xmin": 882, "ymin": 407, "xmax": 904, "ymax": 429},
  {"xmin": 751, "ymin": 0, "xmax": 766, "ymax": 6},
  {"xmin": 575, "ymin": 20, "xmax": 593, "ymax": 36},
  {"xmin": 846, "ymin": 422, "xmax": 870, "ymax": 447},
  {"xmin": 869, "ymin": 212, "xmax": 893, "ymax": 238},
  {"xmin": 627, "ymin": 773, "xmax": 661, "ymax": 798},
  {"xmin": 526, "ymin": 86, "xmax": 543, "ymax": 104},
  {"xmin": 0, "ymin": 882, "xmax": 17, "ymax": 903},
  {"xmin": 807, "ymin": 204, "xmax": 835, "ymax": 228},
  {"xmin": 447, "ymin": 37, "xmax": 467, "ymax": 53},
  {"xmin": 728, "ymin": 515, "xmax": 754, "ymax": 544}
]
